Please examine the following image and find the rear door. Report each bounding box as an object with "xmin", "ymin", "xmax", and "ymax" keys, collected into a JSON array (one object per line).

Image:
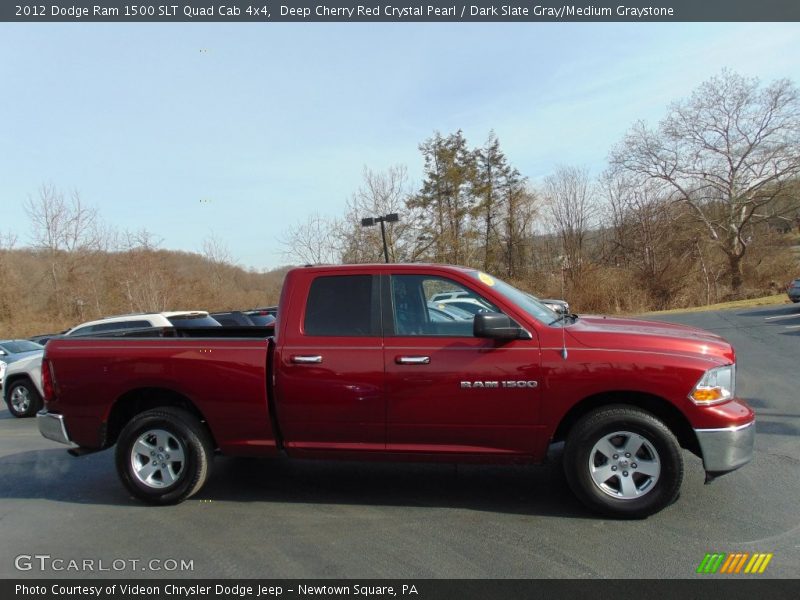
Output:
[
  {"xmin": 274, "ymin": 272, "xmax": 385, "ymax": 451},
  {"xmin": 383, "ymin": 272, "xmax": 543, "ymax": 456}
]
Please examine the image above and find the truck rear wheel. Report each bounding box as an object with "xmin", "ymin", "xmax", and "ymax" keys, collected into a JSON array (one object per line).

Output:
[
  {"xmin": 563, "ymin": 405, "xmax": 683, "ymax": 518},
  {"xmin": 115, "ymin": 407, "xmax": 214, "ymax": 505}
]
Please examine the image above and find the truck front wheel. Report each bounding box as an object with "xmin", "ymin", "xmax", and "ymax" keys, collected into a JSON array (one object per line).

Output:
[
  {"xmin": 563, "ymin": 405, "xmax": 683, "ymax": 518},
  {"xmin": 115, "ymin": 407, "xmax": 214, "ymax": 505}
]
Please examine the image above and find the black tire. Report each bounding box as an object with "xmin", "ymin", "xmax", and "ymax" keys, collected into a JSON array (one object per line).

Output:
[
  {"xmin": 5, "ymin": 378, "xmax": 43, "ymax": 418},
  {"xmin": 563, "ymin": 405, "xmax": 683, "ymax": 519},
  {"xmin": 115, "ymin": 407, "xmax": 214, "ymax": 505}
]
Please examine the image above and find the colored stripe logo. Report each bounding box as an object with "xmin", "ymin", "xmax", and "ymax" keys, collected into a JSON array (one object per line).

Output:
[{"xmin": 697, "ymin": 553, "xmax": 773, "ymax": 574}]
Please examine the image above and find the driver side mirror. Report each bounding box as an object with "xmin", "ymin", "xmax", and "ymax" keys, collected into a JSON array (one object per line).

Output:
[{"xmin": 473, "ymin": 313, "xmax": 530, "ymax": 340}]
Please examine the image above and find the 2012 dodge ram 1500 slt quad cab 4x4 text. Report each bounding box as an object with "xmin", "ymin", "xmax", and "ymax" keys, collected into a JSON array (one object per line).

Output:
[{"xmin": 37, "ymin": 264, "xmax": 754, "ymax": 517}]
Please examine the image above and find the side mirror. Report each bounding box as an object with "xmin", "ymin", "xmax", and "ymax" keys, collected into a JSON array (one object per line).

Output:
[{"xmin": 473, "ymin": 313, "xmax": 530, "ymax": 340}]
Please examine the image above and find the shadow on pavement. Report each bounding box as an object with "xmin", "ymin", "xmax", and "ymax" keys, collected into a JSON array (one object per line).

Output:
[
  {"xmin": 737, "ymin": 304, "xmax": 799, "ymax": 318},
  {"xmin": 0, "ymin": 447, "xmax": 595, "ymax": 519},
  {"xmin": 755, "ymin": 419, "xmax": 800, "ymax": 437}
]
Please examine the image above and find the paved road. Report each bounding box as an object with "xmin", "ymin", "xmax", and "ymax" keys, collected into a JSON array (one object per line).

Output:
[{"xmin": 1, "ymin": 304, "xmax": 798, "ymax": 579}]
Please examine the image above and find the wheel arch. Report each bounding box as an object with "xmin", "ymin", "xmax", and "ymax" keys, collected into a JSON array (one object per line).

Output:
[
  {"xmin": 104, "ymin": 387, "xmax": 217, "ymax": 450},
  {"xmin": 3, "ymin": 373, "xmax": 35, "ymax": 400},
  {"xmin": 552, "ymin": 390, "xmax": 700, "ymax": 456}
]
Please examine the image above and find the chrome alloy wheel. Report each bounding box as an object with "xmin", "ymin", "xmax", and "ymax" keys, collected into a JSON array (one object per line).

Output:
[
  {"xmin": 130, "ymin": 429, "xmax": 186, "ymax": 489},
  {"xmin": 10, "ymin": 385, "xmax": 31, "ymax": 413},
  {"xmin": 588, "ymin": 430, "xmax": 661, "ymax": 499}
]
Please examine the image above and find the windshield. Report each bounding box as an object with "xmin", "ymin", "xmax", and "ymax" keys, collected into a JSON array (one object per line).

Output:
[
  {"xmin": 0, "ymin": 340, "xmax": 44, "ymax": 354},
  {"xmin": 467, "ymin": 271, "xmax": 559, "ymax": 325}
]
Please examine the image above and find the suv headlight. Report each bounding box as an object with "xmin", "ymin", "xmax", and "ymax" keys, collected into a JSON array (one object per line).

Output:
[{"xmin": 689, "ymin": 364, "xmax": 735, "ymax": 405}]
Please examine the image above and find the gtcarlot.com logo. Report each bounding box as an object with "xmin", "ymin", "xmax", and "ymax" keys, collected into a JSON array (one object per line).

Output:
[
  {"xmin": 14, "ymin": 554, "xmax": 194, "ymax": 572},
  {"xmin": 697, "ymin": 552, "xmax": 773, "ymax": 574}
]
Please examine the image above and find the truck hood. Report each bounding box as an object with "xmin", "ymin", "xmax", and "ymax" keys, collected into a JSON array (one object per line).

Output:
[{"xmin": 566, "ymin": 315, "xmax": 734, "ymax": 363}]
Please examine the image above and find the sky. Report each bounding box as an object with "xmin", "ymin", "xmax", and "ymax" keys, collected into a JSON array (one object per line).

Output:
[{"xmin": 2, "ymin": 22, "xmax": 800, "ymax": 270}]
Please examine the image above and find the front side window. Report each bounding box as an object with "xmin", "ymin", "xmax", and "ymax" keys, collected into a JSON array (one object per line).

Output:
[
  {"xmin": 304, "ymin": 275, "xmax": 379, "ymax": 336},
  {"xmin": 390, "ymin": 275, "xmax": 498, "ymax": 337}
]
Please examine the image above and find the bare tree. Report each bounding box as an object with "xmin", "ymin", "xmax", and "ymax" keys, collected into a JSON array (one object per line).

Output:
[
  {"xmin": 201, "ymin": 233, "xmax": 233, "ymax": 266},
  {"xmin": 611, "ymin": 70, "xmax": 800, "ymax": 295},
  {"xmin": 24, "ymin": 185, "xmax": 101, "ymax": 317},
  {"xmin": 543, "ymin": 166, "xmax": 596, "ymax": 281},
  {"xmin": 25, "ymin": 185, "xmax": 100, "ymax": 252},
  {"xmin": 0, "ymin": 232, "xmax": 19, "ymax": 321},
  {"xmin": 280, "ymin": 213, "xmax": 343, "ymax": 265},
  {"xmin": 601, "ymin": 170, "xmax": 694, "ymax": 308},
  {"xmin": 201, "ymin": 233, "xmax": 234, "ymax": 301},
  {"xmin": 339, "ymin": 165, "xmax": 430, "ymax": 263},
  {"xmin": 117, "ymin": 229, "xmax": 172, "ymax": 312}
]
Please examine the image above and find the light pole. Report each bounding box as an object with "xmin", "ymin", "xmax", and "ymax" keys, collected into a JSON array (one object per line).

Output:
[{"xmin": 360, "ymin": 213, "xmax": 399, "ymax": 263}]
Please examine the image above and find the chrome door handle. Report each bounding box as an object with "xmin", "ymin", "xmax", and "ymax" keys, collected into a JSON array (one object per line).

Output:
[
  {"xmin": 396, "ymin": 356, "xmax": 431, "ymax": 365},
  {"xmin": 291, "ymin": 355, "xmax": 323, "ymax": 364}
]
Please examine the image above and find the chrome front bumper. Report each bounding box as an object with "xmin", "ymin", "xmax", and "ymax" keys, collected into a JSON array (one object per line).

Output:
[
  {"xmin": 694, "ymin": 420, "xmax": 755, "ymax": 474},
  {"xmin": 37, "ymin": 410, "xmax": 72, "ymax": 446}
]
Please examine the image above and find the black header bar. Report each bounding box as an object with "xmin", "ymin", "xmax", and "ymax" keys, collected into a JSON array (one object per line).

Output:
[{"xmin": 3, "ymin": 0, "xmax": 800, "ymax": 22}]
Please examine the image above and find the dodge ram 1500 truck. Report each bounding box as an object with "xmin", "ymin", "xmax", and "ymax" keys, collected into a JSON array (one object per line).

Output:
[{"xmin": 37, "ymin": 264, "xmax": 755, "ymax": 517}]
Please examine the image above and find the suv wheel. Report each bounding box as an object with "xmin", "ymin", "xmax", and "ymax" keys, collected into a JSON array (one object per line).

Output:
[{"xmin": 5, "ymin": 379, "xmax": 43, "ymax": 418}]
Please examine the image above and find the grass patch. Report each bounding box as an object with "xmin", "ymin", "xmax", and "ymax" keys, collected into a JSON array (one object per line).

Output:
[{"xmin": 642, "ymin": 294, "xmax": 790, "ymax": 315}]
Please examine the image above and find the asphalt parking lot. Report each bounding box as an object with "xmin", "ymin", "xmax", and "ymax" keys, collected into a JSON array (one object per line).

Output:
[{"xmin": 1, "ymin": 304, "xmax": 798, "ymax": 579}]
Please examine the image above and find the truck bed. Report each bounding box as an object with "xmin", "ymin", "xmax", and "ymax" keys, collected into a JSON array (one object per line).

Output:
[{"xmin": 44, "ymin": 331, "xmax": 278, "ymax": 455}]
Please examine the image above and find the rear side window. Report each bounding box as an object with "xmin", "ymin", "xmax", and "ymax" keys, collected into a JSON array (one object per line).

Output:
[
  {"xmin": 67, "ymin": 325, "xmax": 94, "ymax": 336},
  {"xmin": 95, "ymin": 320, "xmax": 152, "ymax": 332},
  {"xmin": 167, "ymin": 315, "xmax": 221, "ymax": 327},
  {"xmin": 70, "ymin": 320, "xmax": 153, "ymax": 336},
  {"xmin": 304, "ymin": 275, "xmax": 378, "ymax": 336},
  {"xmin": 247, "ymin": 314, "xmax": 276, "ymax": 326}
]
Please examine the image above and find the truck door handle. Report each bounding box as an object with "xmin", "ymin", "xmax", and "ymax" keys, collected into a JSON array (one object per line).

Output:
[
  {"xmin": 291, "ymin": 355, "xmax": 323, "ymax": 364},
  {"xmin": 396, "ymin": 356, "xmax": 431, "ymax": 365}
]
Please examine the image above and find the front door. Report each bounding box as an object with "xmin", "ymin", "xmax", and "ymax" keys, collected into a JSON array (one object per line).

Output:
[{"xmin": 383, "ymin": 273, "xmax": 543, "ymax": 456}]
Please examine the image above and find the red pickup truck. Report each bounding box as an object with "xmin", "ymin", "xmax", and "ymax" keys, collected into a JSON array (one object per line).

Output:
[{"xmin": 37, "ymin": 264, "xmax": 754, "ymax": 517}]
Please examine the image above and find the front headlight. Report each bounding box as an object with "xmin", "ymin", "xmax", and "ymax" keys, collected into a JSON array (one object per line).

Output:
[
  {"xmin": 689, "ymin": 364, "xmax": 735, "ymax": 405},
  {"xmin": 0, "ymin": 360, "xmax": 6, "ymax": 382}
]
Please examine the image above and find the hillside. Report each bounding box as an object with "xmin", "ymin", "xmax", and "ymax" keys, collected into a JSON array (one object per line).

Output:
[{"xmin": 0, "ymin": 247, "xmax": 290, "ymax": 338}]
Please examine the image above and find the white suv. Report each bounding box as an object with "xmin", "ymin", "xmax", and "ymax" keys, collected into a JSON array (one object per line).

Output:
[
  {"xmin": 2, "ymin": 311, "xmax": 218, "ymax": 418},
  {"xmin": 64, "ymin": 311, "xmax": 219, "ymax": 336}
]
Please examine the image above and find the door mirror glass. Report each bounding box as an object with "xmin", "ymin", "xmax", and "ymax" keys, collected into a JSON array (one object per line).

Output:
[{"xmin": 473, "ymin": 313, "xmax": 529, "ymax": 340}]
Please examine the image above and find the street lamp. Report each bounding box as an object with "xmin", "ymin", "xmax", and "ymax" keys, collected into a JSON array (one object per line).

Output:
[{"xmin": 360, "ymin": 213, "xmax": 399, "ymax": 263}]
